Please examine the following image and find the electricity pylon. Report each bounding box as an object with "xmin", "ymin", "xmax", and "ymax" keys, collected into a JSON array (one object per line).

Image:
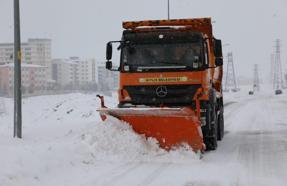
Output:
[
  {"xmin": 253, "ymin": 64, "xmax": 260, "ymax": 92},
  {"xmin": 224, "ymin": 52, "xmax": 239, "ymax": 92},
  {"xmin": 270, "ymin": 54, "xmax": 274, "ymax": 84},
  {"xmin": 272, "ymin": 39, "xmax": 284, "ymax": 90}
]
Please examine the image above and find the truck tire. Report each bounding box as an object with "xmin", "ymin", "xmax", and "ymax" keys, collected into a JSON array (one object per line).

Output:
[
  {"xmin": 206, "ymin": 109, "xmax": 218, "ymax": 150},
  {"xmin": 204, "ymin": 90, "xmax": 218, "ymax": 151},
  {"xmin": 217, "ymin": 104, "xmax": 224, "ymax": 141}
]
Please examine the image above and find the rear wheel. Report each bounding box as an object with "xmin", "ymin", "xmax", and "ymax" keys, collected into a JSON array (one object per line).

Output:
[
  {"xmin": 205, "ymin": 110, "xmax": 218, "ymax": 150},
  {"xmin": 217, "ymin": 104, "xmax": 224, "ymax": 141}
]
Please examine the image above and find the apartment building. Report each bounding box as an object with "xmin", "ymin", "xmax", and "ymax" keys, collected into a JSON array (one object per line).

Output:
[
  {"xmin": 52, "ymin": 58, "xmax": 118, "ymax": 91},
  {"xmin": 0, "ymin": 39, "xmax": 52, "ymax": 80},
  {"xmin": 52, "ymin": 57, "xmax": 96, "ymax": 88},
  {"xmin": 0, "ymin": 63, "xmax": 47, "ymax": 96}
]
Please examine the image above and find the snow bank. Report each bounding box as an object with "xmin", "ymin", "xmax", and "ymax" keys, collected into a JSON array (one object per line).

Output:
[
  {"xmin": 0, "ymin": 93, "xmax": 199, "ymax": 186},
  {"xmin": 80, "ymin": 116, "xmax": 200, "ymax": 163},
  {"xmin": 0, "ymin": 93, "xmax": 200, "ymax": 186}
]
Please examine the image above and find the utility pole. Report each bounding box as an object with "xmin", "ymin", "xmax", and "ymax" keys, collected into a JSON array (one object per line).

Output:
[
  {"xmin": 272, "ymin": 39, "xmax": 284, "ymax": 91},
  {"xmin": 14, "ymin": 0, "xmax": 22, "ymax": 138},
  {"xmin": 167, "ymin": 0, "xmax": 170, "ymax": 20},
  {"xmin": 253, "ymin": 64, "xmax": 260, "ymax": 92},
  {"xmin": 224, "ymin": 52, "xmax": 239, "ymax": 92}
]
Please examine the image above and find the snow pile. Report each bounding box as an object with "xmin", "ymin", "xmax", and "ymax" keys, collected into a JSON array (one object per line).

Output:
[
  {"xmin": 21, "ymin": 93, "xmax": 109, "ymax": 124},
  {"xmin": 1, "ymin": 86, "xmax": 287, "ymax": 185},
  {"xmin": 0, "ymin": 93, "xmax": 199, "ymax": 172},
  {"xmin": 80, "ymin": 116, "xmax": 200, "ymax": 163}
]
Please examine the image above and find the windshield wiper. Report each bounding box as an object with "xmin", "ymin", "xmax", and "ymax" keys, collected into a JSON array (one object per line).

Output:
[
  {"xmin": 156, "ymin": 61, "xmax": 182, "ymax": 66},
  {"xmin": 137, "ymin": 66, "xmax": 186, "ymax": 70}
]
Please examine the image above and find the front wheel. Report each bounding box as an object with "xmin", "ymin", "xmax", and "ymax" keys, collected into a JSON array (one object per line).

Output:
[{"xmin": 204, "ymin": 90, "xmax": 218, "ymax": 151}]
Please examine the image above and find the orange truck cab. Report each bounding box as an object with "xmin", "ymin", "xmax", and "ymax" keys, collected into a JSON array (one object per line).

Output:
[{"xmin": 101, "ymin": 18, "xmax": 224, "ymax": 151}]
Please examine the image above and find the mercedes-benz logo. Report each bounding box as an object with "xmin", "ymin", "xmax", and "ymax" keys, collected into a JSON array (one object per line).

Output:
[{"xmin": 155, "ymin": 86, "xmax": 168, "ymax": 97}]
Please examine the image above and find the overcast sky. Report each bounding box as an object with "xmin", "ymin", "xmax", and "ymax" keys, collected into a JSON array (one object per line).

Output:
[{"xmin": 0, "ymin": 0, "xmax": 287, "ymax": 80}]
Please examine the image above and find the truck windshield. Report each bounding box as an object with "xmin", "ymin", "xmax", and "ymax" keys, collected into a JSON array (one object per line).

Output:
[{"xmin": 121, "ymin": 42, "xmax": 204, "ymax": 72}]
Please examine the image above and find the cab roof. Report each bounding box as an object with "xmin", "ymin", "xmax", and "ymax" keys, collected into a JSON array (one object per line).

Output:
[
  {"xmin": 122, "ymin": 18, "xmax": 213, "ymax": 37},
  {"xmin": 123, "ymin": 18, "xmax": 211, "ymax": 29}
]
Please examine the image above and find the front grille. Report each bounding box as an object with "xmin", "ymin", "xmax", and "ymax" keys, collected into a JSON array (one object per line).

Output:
[{"xmin": 124, "ymin": 84, "xmax": 201, "ymax": 106}]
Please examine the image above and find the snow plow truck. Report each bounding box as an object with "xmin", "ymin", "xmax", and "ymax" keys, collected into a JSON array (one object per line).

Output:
[{"xmin": 97, "ymin": 18, "xmax": 224, "ymax": 152}]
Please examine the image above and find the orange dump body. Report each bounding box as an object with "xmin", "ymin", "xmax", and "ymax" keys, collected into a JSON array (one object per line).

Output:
[{"xmin": 97, "ymin": 107, "xmax": 205, "ymax": 152}]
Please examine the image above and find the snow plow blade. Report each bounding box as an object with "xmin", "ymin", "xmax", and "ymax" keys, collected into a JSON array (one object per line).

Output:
[{"xmin": 97, "ymin": 107, "xmax": 205, "ymax": 152}]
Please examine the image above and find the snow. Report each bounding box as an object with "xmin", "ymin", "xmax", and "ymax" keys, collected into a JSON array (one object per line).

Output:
[
  {"xmin": 1, "ymin": 85, "xmax": 287, "ymax": 185},
  {"xmin": 81, "ymin": 116, "xmax": 199, "ymax": 163}
]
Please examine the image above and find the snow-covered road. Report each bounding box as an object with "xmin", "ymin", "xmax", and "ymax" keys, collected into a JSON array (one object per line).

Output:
[
  {"xmin": 204, "ymin": 94, "xmax": 287, "ymax": 186},
  {"xmin": 85, "ymin": 94, "xmax": 287, "ymax": 186},
  {"xmin": 1, "ymin": 88, "xmax": 287, "ymax": 186}
]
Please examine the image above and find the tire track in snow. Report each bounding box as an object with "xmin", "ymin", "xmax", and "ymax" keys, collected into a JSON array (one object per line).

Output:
[
  {"xmin": 81, "ymin": 161, "xmax": 136, "ymax": 186},
  {"xmin": 224, "ymin": 99, "xmax": 252, "ymax": 129},
  {"xmin": 137, "ymin": 163, "xmax": 171, "ymax": 186},
  {"xmin": 206, "ymin": 96, "xmax": 282, "ymax": 185},
  {"xmin": 232, "ymin": 97, "xmax": 287, "ymax": 185},
  {"xmin": 97, "ymin": 162, "xmax": 142, "ymax": 186},
  {"xmin": 223, "ymin": 101, "xmax": 237, "ymax": 107}
]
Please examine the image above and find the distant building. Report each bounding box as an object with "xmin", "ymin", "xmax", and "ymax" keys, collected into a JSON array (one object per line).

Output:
[
  {"xmin": 97, "ymin": 61, "xmax": 119, "ymax": 91},
  {"xmin": 0, "ymin": 63, "xmax": 47, "ymax": 96},
  {"xmin": 52, "ymin": 58, "xmax": 118, "ymax": 91},
  {"xmin": 0, "ymin": 39, "xmax": 52, "ymax": 80},
  {"xmin": 52, "ymin": 57, "xmax": 96, "ymax": 89}
]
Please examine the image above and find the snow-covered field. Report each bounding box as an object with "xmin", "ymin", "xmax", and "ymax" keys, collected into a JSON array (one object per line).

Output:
[{"xmin": 1, "ymin": 85, "xmax": 287, "ymax": 186}]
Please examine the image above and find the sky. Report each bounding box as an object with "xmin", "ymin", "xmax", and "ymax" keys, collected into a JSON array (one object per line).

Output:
[{"xmin": 0, "ymin": 0, "xmax": 287, "ymax": 80}]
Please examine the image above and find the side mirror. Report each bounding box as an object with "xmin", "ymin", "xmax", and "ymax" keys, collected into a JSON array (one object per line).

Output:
[
  {"xmin": 106, "ymin": 61, "xmax": 112, "ymax": 70},
  {"xmin": 215, "ymin": 58, "xmax": 223, "ymax": 66},
  {"xmin": 214, "ymin": 39, "xmax": 223, "ymax": 66},
  {"xmin": 214, "ymin": 39, "xmax": 223, "ymax": 58},
  {"xmin": 106, "ymin": 42, "xmax": 113, "ymax": 61},
  {"xmin": 105, "ymin": 40, "xmax": 121, "ymax": 71}
]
